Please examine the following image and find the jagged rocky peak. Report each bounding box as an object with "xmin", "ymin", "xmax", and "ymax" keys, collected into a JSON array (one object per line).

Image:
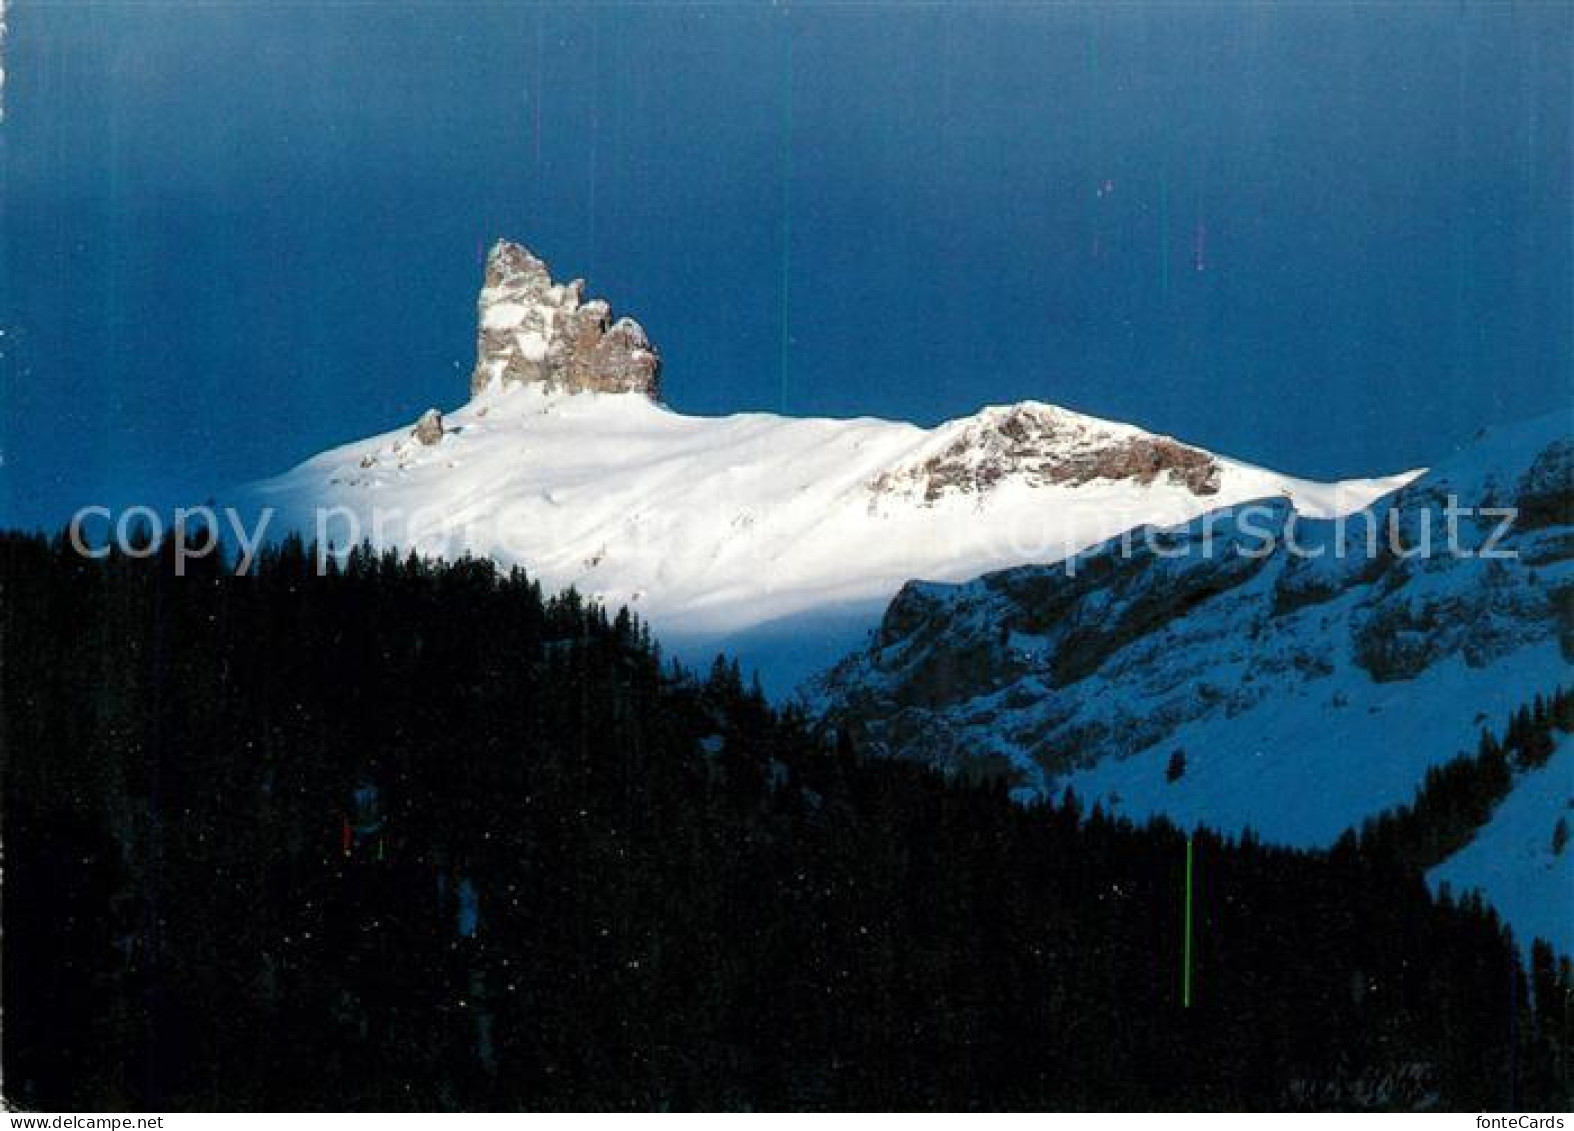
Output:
[
  {"xmin": 469, "ymin": 240, "xmax": 661, "ymax": 400},
  {"xmin": 871, "ymin": 401, "xmax": 1223, "ymax": 503}
]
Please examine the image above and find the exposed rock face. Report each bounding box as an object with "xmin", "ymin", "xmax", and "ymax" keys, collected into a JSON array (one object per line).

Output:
[
  {"xmin": 814, "ymin": 426, "xmax": 1572, "ymax": 792},
  {"xmin": 1516, "ymin": 437, "xmax": 1574, "ymax": 529},
  {"xmin": 469, "ymin": 241, "xmax": 661, "ymax": 400},
  {"xmin": 412, "ymin": 408, "xmax": 445, "ymax": 446},
  {"xmin": 869, "ymin": 403, "xmax": 1222, "ymax": 503}
]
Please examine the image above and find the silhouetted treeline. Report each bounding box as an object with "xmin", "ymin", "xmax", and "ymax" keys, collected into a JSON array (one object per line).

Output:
[{"xmin": 2, "ymin": 531, "xmax": 1569, "ymax": 1110}]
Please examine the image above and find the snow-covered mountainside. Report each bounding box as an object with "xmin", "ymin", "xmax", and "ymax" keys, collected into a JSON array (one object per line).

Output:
[
  {"xmin": 812, "ymin": 415, "xmax": 1571, "ymax": 852},
  {"xmin": 1429, "ymin": 738, "xmax": 1574, "ymax": 956},
  {"xmin": 239, "ymin": 241, "xmax": 1408, "ymax": 689}
]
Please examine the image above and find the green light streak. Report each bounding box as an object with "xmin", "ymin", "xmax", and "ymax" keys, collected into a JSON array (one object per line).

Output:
[{"xmin": 1183, "ymin": 833, "xmax": 1194, "ymax": 1009}]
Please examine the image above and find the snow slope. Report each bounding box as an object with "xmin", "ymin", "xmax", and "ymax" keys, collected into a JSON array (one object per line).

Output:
[
  {"xmin": 1429, "ymin": 738, "xmax": 1574, "ymax": 956},
  {"xmin": 236, "ymin": 382, "xmax": 1408, "ymax": 690},
  {"xmin": 1056, "ymin": 644, "xmax": 1565, "ymax": 846}
]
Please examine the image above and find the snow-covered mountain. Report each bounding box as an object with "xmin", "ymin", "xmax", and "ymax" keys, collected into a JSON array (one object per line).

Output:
[
  {"xmin": 811, "ymin": 413, "xmax": 1572, "ymax": 945},
  {"xmin": 239, "ymin": 241, "xmax": 1408, "ymax": 689},
  {"xmin": 236, "ymin": 239, "xmax": 1568, "ymax": 953}
]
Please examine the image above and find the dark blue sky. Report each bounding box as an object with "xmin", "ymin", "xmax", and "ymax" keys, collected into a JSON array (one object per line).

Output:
[{"xmin": 3, "ymin": 2, "xmax": 1569, "ymax": 528}]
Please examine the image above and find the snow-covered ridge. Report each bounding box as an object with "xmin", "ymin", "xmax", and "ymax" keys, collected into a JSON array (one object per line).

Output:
[{"xmin": 239, "ymin": 381, "xmax": 1407, "ymax": 658}]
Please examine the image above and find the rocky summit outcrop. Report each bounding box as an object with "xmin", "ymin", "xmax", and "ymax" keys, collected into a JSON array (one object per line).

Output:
[
  {"xmin": 469, "ymin": 240, "xmax": 661, "ymax": 400},
  {"xmin": 869, "ymin": 403, "xmax": 1223, "ymax": 503}
]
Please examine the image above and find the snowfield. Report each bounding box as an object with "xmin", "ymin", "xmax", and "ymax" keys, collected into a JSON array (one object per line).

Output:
[{"xmin": 1429, "ymin": 738, "xmax": 1574, "ymax": 956}]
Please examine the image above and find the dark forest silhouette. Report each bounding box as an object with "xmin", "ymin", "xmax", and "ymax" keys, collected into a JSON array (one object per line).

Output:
[{"xmin": 2, "ymin": 532, "xmax": 1568, "ymax": 1110}]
